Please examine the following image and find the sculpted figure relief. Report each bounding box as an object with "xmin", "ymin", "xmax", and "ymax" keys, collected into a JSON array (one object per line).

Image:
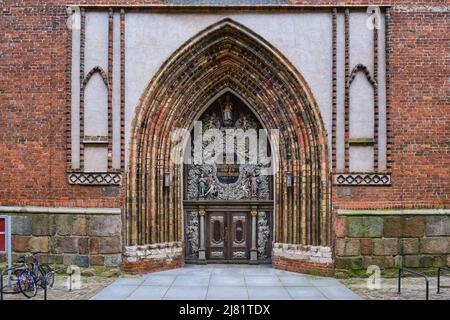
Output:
[
  {"xmin": 249, "ymin": 172, "xmax": 260, "ymax": 197},
  {"xmin": 186, "ymin": 95, "xmax": 271, "ymax": 201},
  {"xmin": 205, "ymin": 177, "xmax": 217, "ymax": 197},
  {"xmin": 198, "ymin": 173, "xmax": 207, "ymax": 198},
  {"xmin": 222, "ymin": 95, "xmax": 233, "ymax": 125}
]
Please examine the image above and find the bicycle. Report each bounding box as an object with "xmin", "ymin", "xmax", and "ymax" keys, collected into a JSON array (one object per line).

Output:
[{"xmin": 16, "ymin": 252, "xmax": 56, "ymax": 298}]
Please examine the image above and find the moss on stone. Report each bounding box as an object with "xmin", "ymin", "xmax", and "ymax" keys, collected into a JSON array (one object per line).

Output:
[{"xmin": 307, "ymin": 266, "xmax": 322, "ymax": 276}]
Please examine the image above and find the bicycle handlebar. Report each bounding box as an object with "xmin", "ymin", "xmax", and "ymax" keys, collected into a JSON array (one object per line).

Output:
[{"xmin": 17, "ymin": 252, "xmax": 41, "ymax": 263}]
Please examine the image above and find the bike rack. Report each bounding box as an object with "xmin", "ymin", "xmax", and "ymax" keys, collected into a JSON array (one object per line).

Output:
[
  {"xmin": 397, "ymin": 267, "xmax": 430, "ymax": 300},
  {"xmin": 0, "ymin": 266, "xmax": 22, "ymax": 301},
  {"xmin": 437, "ymin": 266, "xmax": 450, "ymax": 294},
  {"xmin": 1, "ymin": 265, "xmax": 66, "ymax": 300},
  {"xmin": 42, "ymin": 267, "xmax": 66, "ymax": 300}
]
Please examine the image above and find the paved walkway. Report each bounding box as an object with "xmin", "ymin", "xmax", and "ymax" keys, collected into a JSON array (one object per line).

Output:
[{"xmin": 91, "ymin": 265, "xmax": 361, "ymax": 300}]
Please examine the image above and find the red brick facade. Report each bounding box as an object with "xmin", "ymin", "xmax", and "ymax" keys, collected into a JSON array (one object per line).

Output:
[
  {"xmin": 122, "ymin": 257, "xmax": 184, "ymax": 274},
  {"xmin": 1, "ymin": 1, "xmax": 447, "ymax": 209},
  {"xmin": 273, "ymin": 257, "xmax": 334, "ymax": 277},
  {"xmin": 0, "ymin": 1, "xmax": 448, "ymax": 273}
]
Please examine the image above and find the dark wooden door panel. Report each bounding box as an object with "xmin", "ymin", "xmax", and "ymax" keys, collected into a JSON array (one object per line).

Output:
[
  {"xmin": 206, "ymin": 211, "xmax": 250, "ymax": 260},
  {"xmin": 229, "ymin": 213, "xmax": 249, "ymax": 260},
  {"xmin": 207, "ymin": 212, "xmax": 226, "ymax": 259}
]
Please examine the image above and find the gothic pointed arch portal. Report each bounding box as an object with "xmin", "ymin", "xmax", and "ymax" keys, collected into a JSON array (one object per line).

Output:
[{"xmin": 126, "ymin": 19, "xmax": 331, "ymax": 269}]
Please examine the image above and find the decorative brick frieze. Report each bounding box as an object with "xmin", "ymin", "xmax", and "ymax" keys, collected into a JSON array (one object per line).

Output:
[
  {"xmin": 66, "ymin": 9, "xmax": 73, "ymax": 172},
  {"xmin": 68, "ymin": 172, "xmax": 122, "ymax": 185},
  {"xmin": 344, "ymin": 8, "xmax": 350, "ymax": 172},
  {"xmin": 373, "ymin": 26, "xmax": 379, "ymax": 171},
  {"xmin": 79, "ymin": 8, "xmax": 86, "ymax": 170},
  {"xmin": 120, "ymin": 9, "xmax": 125, "ymax": 170},
  {"xmin": 333, "ymin": 173, "xmax": 391, "ymax": 186},
  {"xmin": 331, "ymin": 7, "xmax": 337, "ymax": 172},
  {"xmin": 384, "ymin": 7, "xmax": 393, "ymax": 171},
  {"xmin": 107, "ymin": 8, "xmax": 114, "ymax": 170}
]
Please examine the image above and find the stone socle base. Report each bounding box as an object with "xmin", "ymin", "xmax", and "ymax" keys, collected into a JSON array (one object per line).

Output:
[
  {"xmin": 4, "ymin": 211, "xmax": 123, "ymax": 268},
  {"xmin": 272, "ymin": 243, "xmax": 334, "ymax": 276},
  {"xmin": 122, "ymin": 241, "xmax": 184, "ymax": 273},
  {"xmin": 334, "ymin": 213, "xmax": 450, "ymax": 272}
]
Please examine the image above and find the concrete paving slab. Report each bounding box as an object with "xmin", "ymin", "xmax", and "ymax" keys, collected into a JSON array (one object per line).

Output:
[
  {"xmin": 127, "ymin": 286, "xmax": 169, "ymax": 300},
  {"xmin": 245, "ymin": 275, "xmax": 282, "ymax": 286},
  {"xmin": 91, "ymin": 265, "xmax": 361, "ymax": 300},
  {"xmin": 247, "ymin": 286, "xmax": 291, "ymax": 300},
  {"xmin": 91, "ymin": 285, "xmax": 138, "ymax": 300},
  {"xmin": 285, "ymin": 286, "xmax": 327, "ymax": 300},
  {"xmin": 164, "ymin": 286, "xmax": 208, "ymax": 299},
  {"xmin": 207, "ymin": 286, "xmax": 249, "ymax": 300}
]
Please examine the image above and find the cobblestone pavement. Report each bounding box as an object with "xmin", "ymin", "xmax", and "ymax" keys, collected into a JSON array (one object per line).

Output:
[
  {"xmin": 340, "ymin": 276, "xmax": 450, "ymax": 300},
  {"xmin": 1, "ymin": 275, "xmax": 117, "ymax": 300}
]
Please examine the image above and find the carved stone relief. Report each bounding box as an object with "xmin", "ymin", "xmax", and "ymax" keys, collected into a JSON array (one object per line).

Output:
[
  {"xmin": 186, "ymin": 211, "xmax": 199, "ymax": 258},
  {"xmin": 257, "ymin": 211, "xmax": 270, "ymax": 259},
  {"xmin": 186, "ymin": 100, "xmax": 272, "ymax": 201}
]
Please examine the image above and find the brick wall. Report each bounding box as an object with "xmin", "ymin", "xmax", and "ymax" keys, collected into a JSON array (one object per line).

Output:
[
  {"xmin": 122, "ymin": 242, "xmax": 184, "ymax": 273},
  {"xmin": 1, "ymin": 1, "xmax": 447, "ymax": 208},
  {"xmin": 333, "ymin": 5, "xmax": 449, "ymax": 210},
  {"xmin": 0, "ymin": 1, "xmax": 448, "ymax": 271}
]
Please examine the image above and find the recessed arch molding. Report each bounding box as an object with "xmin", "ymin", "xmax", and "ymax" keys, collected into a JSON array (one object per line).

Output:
[{"xmin": 124, "ymin": 19, "xmax": 331, "ymax": 273}]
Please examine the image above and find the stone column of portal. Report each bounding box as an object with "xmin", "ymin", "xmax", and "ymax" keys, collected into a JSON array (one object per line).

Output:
[
  {"xmin": 250, "ymin": 208, "xmax": 258, "ymax": 263},
  {"xmin": 198, "ymin": 208, "xmax": 206, "ymax": 263}
]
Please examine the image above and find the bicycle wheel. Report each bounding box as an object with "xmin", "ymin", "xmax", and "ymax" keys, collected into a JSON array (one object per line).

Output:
[
  {"xmin": 18, "ymin": 270, "xmax": 37, "ymax": 298},
  {"xmin": 39, "ymin": 264, "xmax": 55, "ymax": 288}
]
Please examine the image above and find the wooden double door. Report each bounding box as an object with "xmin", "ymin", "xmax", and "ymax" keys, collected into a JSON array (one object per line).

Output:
[{"xmin": 206, "ymin": 212, "xmax": 249, "ymax": 261}]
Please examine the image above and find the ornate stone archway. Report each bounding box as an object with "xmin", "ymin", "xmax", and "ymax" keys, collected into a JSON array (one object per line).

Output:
[{"xmin": 125, "ymin": 19, "xmax": 331, "ymax": 272}]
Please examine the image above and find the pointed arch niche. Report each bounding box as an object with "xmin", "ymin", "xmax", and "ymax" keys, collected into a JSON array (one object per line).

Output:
[{"xmin": 125, "ymin": 19, "xmax": 331, "ymax": 273}]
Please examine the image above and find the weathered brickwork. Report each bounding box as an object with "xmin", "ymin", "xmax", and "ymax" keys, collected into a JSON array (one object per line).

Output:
[
  {"xmin": 0, "ymin": 1, "xmax": 448, "ymax": 272},
  {"xmin": 333, "ymin": 5, "xmax": 449, "ymax": 210},
  {"xmin": 272, "ymin": 243, "xmax": 334, "ymax": 276},
  {"xmin": 122, "ymin": 242, "xmax": 184, "ymax": 273}
]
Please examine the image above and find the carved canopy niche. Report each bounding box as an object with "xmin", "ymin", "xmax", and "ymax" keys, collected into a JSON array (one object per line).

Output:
[{"xmin": 184, "ymin": 93, "xmax": 273, "ymax": 202}]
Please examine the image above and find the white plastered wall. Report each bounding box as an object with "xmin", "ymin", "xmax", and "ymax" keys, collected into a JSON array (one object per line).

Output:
[{"xmin": 71, "ymin": 10, "xmax": 387, "ymax": 173}]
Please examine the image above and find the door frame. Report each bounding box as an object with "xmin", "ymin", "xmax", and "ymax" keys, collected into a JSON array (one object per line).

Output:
[{"xmin": 184, "ymin": 201, "xmax": 274, "ymax": 264}]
